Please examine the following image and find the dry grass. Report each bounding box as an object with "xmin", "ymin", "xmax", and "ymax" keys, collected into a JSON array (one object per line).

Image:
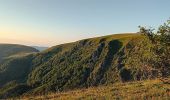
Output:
[{"xmin": 19, "ymin": 79, "xmax": 170, "ymax": 100}]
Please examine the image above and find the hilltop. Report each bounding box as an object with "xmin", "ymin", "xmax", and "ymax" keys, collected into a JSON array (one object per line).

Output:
[{"xmin": 0, "ymin": 33, "xmax": 169, "ymax": 99}]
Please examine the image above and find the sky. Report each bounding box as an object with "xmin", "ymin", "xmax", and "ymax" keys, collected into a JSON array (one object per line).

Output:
[{"xmin": 0, "ymin": 0, "xmax": 170, "ymax": 47}]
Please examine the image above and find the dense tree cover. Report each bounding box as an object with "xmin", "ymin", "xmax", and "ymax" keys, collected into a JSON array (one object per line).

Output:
[{"xmin": 0, "ymin": 54, "xmax": 35, "ymax": 86}]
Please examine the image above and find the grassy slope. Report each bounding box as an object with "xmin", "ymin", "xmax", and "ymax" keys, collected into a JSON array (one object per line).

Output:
[{"xmin": 21, "ymin": 79, "xmax": 170, "ymax": 100}]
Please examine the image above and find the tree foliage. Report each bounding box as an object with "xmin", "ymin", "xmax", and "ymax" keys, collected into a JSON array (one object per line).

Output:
[{"xmin": 139, "ymin": 19, "xmax": 170, "ymax": 77}]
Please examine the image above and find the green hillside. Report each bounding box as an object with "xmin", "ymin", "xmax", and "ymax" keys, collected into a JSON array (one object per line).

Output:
[
  {"xmin": 27, "ymin": 33, "xmax": 142, "ymax": 93},
  {"xmin": 0, "ymin": 44, "xmax": 39, "ymax": 63},
  {"xmin": 0, "ymin": 32, "xmax": 169, "ymax": 99},
  {"xmin": 0, "ymin": 44, "xmax": 39, "ymax": 95}
]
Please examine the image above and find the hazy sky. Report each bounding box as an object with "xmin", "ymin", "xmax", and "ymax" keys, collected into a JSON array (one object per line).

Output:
[{"xmin": 0, "ymin": 0, "xmax": 169, "ymax": 46}]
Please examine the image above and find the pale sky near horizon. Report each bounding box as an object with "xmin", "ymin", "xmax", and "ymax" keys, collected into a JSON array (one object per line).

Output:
[{"xmin": 0, "ymin": 0, "xmax": 170, "ymax": 47}]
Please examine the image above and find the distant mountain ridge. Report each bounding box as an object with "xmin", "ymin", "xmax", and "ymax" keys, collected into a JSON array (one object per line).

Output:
[
  {"xmin": 0, "ymin": 44, "xmax": 39, "ymax": 63},
  {"xmin": 32, "ymin": 46, "xmax": 48, "ymax": 51}
]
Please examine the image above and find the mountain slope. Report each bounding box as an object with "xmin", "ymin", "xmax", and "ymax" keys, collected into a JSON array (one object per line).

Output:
[
  {"xmin": 0, "ymin": 33, "xmax": 169, "ymax": 98},
  {"xmin": 27, "ymin": 33, "xmax": 142, "ymax": 93},
  {"xmin": 0, "ymin": 44, "xmax": 39, "ymax": 63},
  {"xmin": 0, "ymin": 54, "xmax": 35, "ymax": 87},
  {"xmin": 0, "ymin": 44, "xmax": 39, "ymax": 87}
]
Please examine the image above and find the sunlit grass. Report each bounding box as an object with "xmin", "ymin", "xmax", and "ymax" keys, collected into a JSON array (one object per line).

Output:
[{"xmin": 20, "ymin": 79, "xmax": 170, "ymax": 100}]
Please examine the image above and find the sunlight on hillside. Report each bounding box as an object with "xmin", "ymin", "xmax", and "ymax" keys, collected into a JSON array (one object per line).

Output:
[{"xmin": 20, "ymin": 79, "xmax": 170, "ymax": 100}]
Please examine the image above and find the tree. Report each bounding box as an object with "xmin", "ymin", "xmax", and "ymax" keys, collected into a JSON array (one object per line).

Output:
[
  {"xmin": 138, "ymin": 26, "xmax": 155, "ymax": 43},
  {"xmin": 139, "ymin": 19, "xmax": 170, "ymax": 77},
  {"xmin": 156, "ymin": 19, "xmax": 170, "ymax": 77}
]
